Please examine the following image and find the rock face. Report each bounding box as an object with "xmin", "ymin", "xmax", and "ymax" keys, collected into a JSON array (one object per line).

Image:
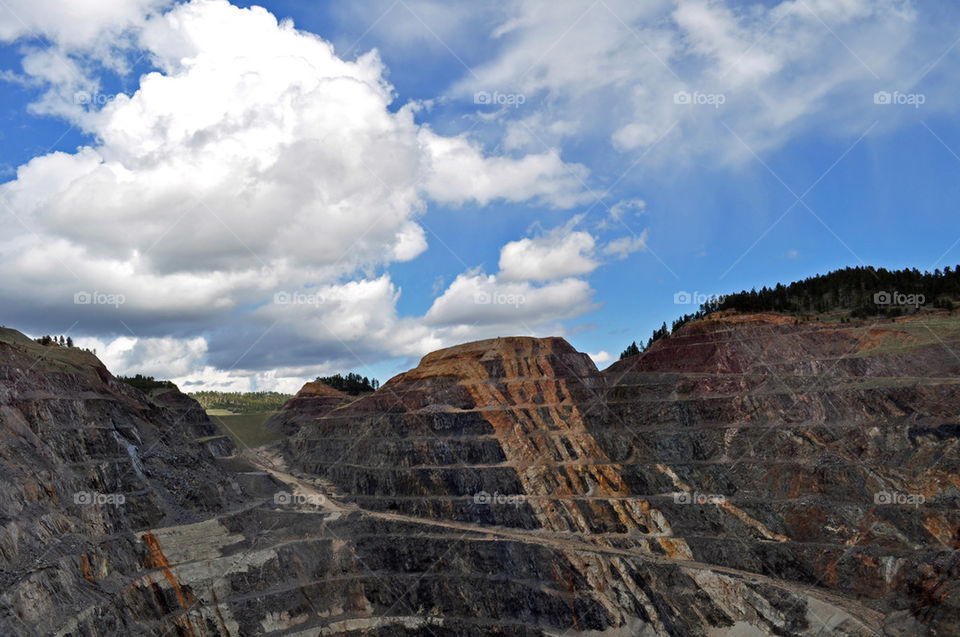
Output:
[
  {"xmin": 283, "ymin": 321, "xmax": 960, "ymax": 635},
  {"xmin": 598, "ymin": 314, "xmax": 960, "ymax": 635},
  {"xmin": 264, "ymin": 379, "xmax": 349, "ymax": 436},
  {"xmin": 1, "ymin": 315, "xmax": 958, "ymax": 636},
  {"xmin": 0, "ymin": 327, "xmax": 242, "ymax": 635}
]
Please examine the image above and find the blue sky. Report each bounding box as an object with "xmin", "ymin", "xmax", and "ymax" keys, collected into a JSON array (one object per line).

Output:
[{"xmin": 1, "ymin": 0, "xmax": 959, "ymax": 391}]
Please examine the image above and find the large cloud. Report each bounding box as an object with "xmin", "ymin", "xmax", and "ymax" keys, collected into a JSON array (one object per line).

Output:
[
  {"xmin": 0, "ymin": 0, "xmax": 597, "ymax": 388},
  {"xmin": 3, "ymin": 0, "xmax": 584, "ymax": 280},
  {"xmin": 15, "ymin": 0, "xmax": 930, "ymax": 390}
]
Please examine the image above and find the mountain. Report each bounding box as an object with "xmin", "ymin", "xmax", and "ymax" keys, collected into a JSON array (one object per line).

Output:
[{"xmin": 1, "ymin": 311, "xmax": 958, "ymax": 635}]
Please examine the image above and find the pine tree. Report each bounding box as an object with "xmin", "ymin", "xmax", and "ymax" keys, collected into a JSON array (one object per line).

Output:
[{"xmin": 619, "ymin": 341, "xmax": 641, "ymax": 360}]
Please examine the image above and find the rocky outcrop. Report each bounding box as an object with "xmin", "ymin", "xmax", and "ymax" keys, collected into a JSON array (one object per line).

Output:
[
  {"xmin": 265, "ymin": 379, "xmax": 349, "ymax": 436},
  {"xmin": 283, "ymin": 320, "xmax": 959, "ymax": 635},
  {"xmin": 598, "ymin": 313, "xmax": 960, "ymax": 634},
  {"xmin": 0, "ymin": 328, "xmax": 244, "ymax": 635},
  {"xmin": 1, "ymin": 313, "xmax": 958, "ymax": 636}
]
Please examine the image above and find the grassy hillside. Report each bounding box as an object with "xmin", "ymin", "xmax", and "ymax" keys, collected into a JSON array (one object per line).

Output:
[{"xmin": 207, "ymin": 412, "xmax": 284, "ymax": 449}]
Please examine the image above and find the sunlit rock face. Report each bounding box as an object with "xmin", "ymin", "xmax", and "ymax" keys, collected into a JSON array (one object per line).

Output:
[
  {"xmin": 265, "ymin": 379, "xmax": 350, "ymax": 437},
  {"xmin": 1, "ymin": 315, "xmax": 958, "ymax": 636},
  {"xmin": 286, "ymin": 320, "xmax": 960, "ymax": 635}
]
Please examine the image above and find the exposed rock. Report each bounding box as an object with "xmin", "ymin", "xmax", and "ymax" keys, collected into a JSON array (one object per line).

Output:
[
  {"xmin": 283, "ymin": 321, "xmax": 959, "ymax": 635},
  {"xmin": 0, "ymin": 327, "xmax": 243, "ymax": 635},
  {"xmin": 265, "ymin": 379, "xmax": 350, "ymax": 436},
  {"xmin": 1, "ymin": 314, "xmax": 958, "ymax": 636}
]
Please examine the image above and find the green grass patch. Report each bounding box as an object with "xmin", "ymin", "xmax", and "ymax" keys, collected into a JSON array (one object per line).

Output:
[
  {"xmin": 208, "ymin": 411, "xmax": 284, "ymax": 449},
  {"xmin": 205, "ymin": 408, "xmax": 235, "ymax": 416}
]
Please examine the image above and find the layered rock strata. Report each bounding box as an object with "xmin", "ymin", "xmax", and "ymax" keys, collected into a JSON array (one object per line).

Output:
[{"xmin": 1, "ymin": 313, "xmax": 958, "ymax": 635}]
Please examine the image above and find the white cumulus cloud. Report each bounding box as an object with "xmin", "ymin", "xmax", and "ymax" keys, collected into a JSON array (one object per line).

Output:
[
  {"xmin": 0, "ymin": 0, "xmax": 595, "ymax": 388},
  {"xmin": 424, "ymin": 271, "xmax": 595, "ymax": 328},
  {"xmin": 499, "ymin": 229, "xmax": 598, "ymax": 282}
]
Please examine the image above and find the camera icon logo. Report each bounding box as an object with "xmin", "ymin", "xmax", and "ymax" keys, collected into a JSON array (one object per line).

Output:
[
  {"xmin": 473, "ymin": 291, "xmax": 491, "ymax": 305},
  {"xmin": 874, "ymin": 490, "xmax": 892, "ymax": 505},
  {"xmin": 674, "ymin": 90, "xmax": 691, "ymax": 105},
  {"xmin": 674, "ymin": 291, "xmax": 692, "ymax": 304},
  {"xmin": 873, "ymin": 91, "xmax": 892, "ymax": 105},
  {"xmin": 873, "ymin": 291, "xmax": 891, "ymax": 305},
  {"xmin": 74, "ymin": 491, "xmax": 124, "ymax": 505},
  {"xmin": 274, "ymin": 291, "xmax": 291, "ymax": 305},
  {"xmin": 274, "ymin": 491, "xmax": 293, "ymax": 505},
  {"xmin": 474, "ymin": 490, "xmax": 491, "ymax": 505},
  {"xmin": 74, "ymin": 291, "xmax": 92, "ymax": 305},
  {"xmin": 474, "ymin": 91, "xmax": 491, "ymax": 105},
  {"xmin": 673, "ymin": 492, "xmax": 692, "ymax": 505}
]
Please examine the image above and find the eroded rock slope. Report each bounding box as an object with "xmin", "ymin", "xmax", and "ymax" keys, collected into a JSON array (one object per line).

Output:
[
  {"xmin": 1, "ymin": 313, "xmax": 958, "ymax": 636},
  {"xmin": 284, "ymin": 315, "xmax": 960, "ymax": 635}
]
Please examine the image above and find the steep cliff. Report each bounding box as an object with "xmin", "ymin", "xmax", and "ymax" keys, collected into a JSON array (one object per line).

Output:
[
  {"xmin": 0, "ymin": 313, "xmax": 958, "ymax": 636},
  {"xmin": 600, "ymin": 313, "xmax": 960, "ymax": 634},
  {"xmin": 283, "ymin": 318, "xmax": 960, "ymax": 635},
  {"xmin": 0, "ymin": 328, "xmax": 242, "ymax": 635}
]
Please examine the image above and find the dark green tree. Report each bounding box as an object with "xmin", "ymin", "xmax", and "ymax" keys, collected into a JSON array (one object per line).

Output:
[
  {"xmin": 315, "ymin": 372, "xmax": 380, "ymax": 395},
  {"xmin": 619, "ymin": 341, "xmax": 641, "ymax": 360}
]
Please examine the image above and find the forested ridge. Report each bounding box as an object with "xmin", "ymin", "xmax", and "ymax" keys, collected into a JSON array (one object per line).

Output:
[
  {"xmin": 189, "ymin": 391, "xmax": 292, "ymax": 413},
  {"xmin": 315, "ymin": 372, "xmax": 380, "ymax": 395},
  {"xmin": 621, "ymin": 265, "xmax": 960, "ymax": 360}
]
